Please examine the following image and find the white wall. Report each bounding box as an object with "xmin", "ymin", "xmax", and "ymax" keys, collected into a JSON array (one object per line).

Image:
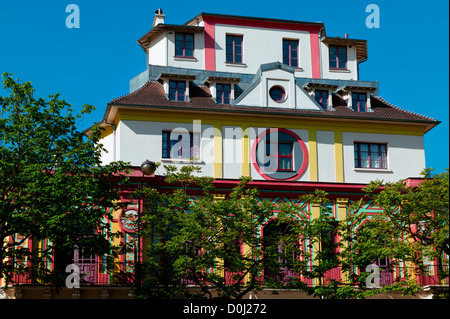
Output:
[
  {"xmin": 222, "ymin": 125, "xmax": 242, "ymax": 178},
  {"xmin": 148, "ymin": 32, "xmax": 168, "ymax": 66},
  {"xmin": 117, "ymin": 120, "xmax": 214, "ymax": 177},
  {"xmin": 166, "ymin": 31, "xmax": 205, "ymax": 69},
  {"xmin": 100, "ymin": 131, "xmax": 115, "ymax": 165},
  {"xmin": 214, "ymin": 24, "xmax": 312, "ymax": 76},
  {"xmin": 317, "ymin": 130, "xmax": 336, "ymax": 182},
  {"xmin": 342, "ymin": 132, "xmax": 425, "ymax": 183}
]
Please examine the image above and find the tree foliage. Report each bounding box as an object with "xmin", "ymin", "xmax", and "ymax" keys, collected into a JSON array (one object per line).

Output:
[
  {"xmin": 0, "ymin": 73, "xmax": 131, "ymax": 286},
  {"xmin": 134, "ymin": 166, "xmax": 447, "ymax": 299},
  {"xmin": 361, "ymin": 168, "xmax": 449, "ymax": 281},
  {"xmin": 136, "ymin": 165, "xmax": 315, "ymax": 299}
]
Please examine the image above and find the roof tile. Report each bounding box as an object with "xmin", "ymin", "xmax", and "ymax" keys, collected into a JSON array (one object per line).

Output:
[{"xmin": 109, "ymin": 81, "xmax": 438, "ymax": 124}]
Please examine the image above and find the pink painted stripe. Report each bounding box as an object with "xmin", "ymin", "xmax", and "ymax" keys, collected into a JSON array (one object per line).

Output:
[
  {"xmin": 309, "ymin": 31, "xmax": 321, "ymax": 78},
  {"xmin": 203, "ymin": 17, "xmax": 216, "ymax": 71}
]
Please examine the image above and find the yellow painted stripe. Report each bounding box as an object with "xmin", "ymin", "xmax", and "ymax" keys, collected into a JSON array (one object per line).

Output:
[
  {"xmin": 334, "ymin": 130, "xmax": 344, "ymax": 183},
  {"xmin": 116, "ymin": 109, "xmax": 426, "ymax": 136},
  {"xmin": 308, "ymin": 129, "xmax": 318, "ymax": 182},
  {"xmin": 241, "ymin": 126, "xmax": 250, "ymax": 177},
  {"xmin": 115, "ymin": 110, "xmax": 425, "ymax": 136}
]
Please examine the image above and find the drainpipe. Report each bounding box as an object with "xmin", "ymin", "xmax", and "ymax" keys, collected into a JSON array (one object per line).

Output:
[{"xmin": 357, "ymin": 58, "xmax": 367, "ymax": 81}]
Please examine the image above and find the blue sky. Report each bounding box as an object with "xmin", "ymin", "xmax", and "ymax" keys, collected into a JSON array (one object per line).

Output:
[{"xmin": 0, "ymin": 0, "xmax": 448, "ymax": 174}]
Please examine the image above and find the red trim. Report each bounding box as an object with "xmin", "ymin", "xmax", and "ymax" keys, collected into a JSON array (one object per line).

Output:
[
  {"xmin": 203, "ymin": 16, "xmax": 322, "ymax": 33},
  {"xmin": 202, "ymin": 15, "xmax": 322, "ymax": 75},
  {"xmin": 309, "ymin": 31, "xmax": 321, "ymax": 78},
  {"xmin": 203, "ymin": 18, "xmax": 216, "ymax": 71},
  {"xmin": 251, "ymin": 128, "xmax": 308, "ymax": 181}
]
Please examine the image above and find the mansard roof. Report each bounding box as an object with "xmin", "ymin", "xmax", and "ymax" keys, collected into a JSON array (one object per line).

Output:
[{"xmin": 106, "ymin": 80, "xmax": 439, "ymax": 131}]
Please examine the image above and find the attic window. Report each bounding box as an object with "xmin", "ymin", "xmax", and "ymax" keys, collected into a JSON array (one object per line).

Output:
[
  {"xmin": 315, "ymin": 89, "xmax": 329, "ymax": 110},
  {"xmin": 175, "ymin": 33, "xmax": 194, "ymax": 57},
  {"xmin": 329, "ymin": 45, "xmax": 347, "ymax": 69},
  {"xmin": 216, "ymin": 83, "xmax": 231, "ymax": 104},
  {"xmin": 168, "ymin": 80, "xmax": 186, "ymax": 101},
  {"xmin": 351, "ymin": 92, "xmax": 367, "ymax": 112}
]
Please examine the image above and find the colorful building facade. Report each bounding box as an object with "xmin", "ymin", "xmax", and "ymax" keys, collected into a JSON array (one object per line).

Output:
[{"xmin": 3, "ymin": 11, "xmax": 447, "ymax": 299}]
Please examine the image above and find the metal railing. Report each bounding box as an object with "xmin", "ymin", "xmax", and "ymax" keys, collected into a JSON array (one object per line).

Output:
[{"xmin": 6, "ymin": 262, "xmax": 449, "ymax": 288}]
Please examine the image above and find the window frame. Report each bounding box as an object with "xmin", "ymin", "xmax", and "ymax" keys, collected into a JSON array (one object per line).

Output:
[
  {"xmin": 226, "ymin": 34, "xmax": 243, "ymax": 64},
  {"xmin": 354, "ymin": 142, "xmax": 387, "ymax": 169},
  {"xmin": 216, "ymin": 83, "xmax": 232, "ymax": 104},
  {"xmin": 168, "ymin": 80, "xmax": 187, "ymax": 102},
  {"xmin": 162, "ymin": 130, "xmax": 200, "ymax": 160},
  {"xmin": 175, "ymin": 32, "xmax": 194, "ymax": 58},
  {"xmin": 282, "ymin": 39, "xmax": 299, "ymax": 68},
  {"xmin": 329, "ymin": 45, "xmax": 348, "ymax": 70},
  {"xmin": 269, "ymin": 85, "xmax": 286, "ymax": 103},
  {"xmin": 351, "ymin": 92, "xmax": 367, "ymax": 112},
  {"xmin": 315, "ymin": 89, "xmax": 329, "ymax": 110},
  {"xmin": 266, "ymin": 141, "xmax": 294, "ymax": 172}
]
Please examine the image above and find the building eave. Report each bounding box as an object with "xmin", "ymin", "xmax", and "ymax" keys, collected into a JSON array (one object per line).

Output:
[
  {"xmin": 102, "ymin": 103, "xmax": 439, "ymax": 134},
  {"xmin": 137, "ymin": 24, "xmax": 204, "ymax": 52}
]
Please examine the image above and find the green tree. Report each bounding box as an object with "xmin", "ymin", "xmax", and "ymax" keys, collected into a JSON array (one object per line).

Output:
[
  {"xmin": 0, "ymin": 73, "xmax": 130, "ymax": 286},
  {"xmin": 136, "ymin": 165, "xmax": 304, "ymax": 299},
  {"xmin": 362, "ymin": 168, "xmax": 449, "ymax": 284},
  {"xmin": 279, "ymin": 190, "xmax": 420, "ymax": 299}
]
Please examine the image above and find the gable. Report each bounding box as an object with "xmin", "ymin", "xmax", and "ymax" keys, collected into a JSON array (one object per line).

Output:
[{"xmin": 234, "ymin": 62, "xmax": 322, "ymax": 111}]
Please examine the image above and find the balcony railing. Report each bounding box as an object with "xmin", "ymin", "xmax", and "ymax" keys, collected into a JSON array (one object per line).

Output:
[{"xmin": 5, "ymin": 262, "xmax": 448, "ymax": 288}]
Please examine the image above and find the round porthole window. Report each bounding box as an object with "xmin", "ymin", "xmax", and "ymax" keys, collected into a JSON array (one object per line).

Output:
[{"xmin": 269, "ymin": 86, "xmax": 286, "ymax": 103}]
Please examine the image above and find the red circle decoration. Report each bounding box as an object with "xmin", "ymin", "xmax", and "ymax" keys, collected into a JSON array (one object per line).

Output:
[
  {"xmin": 251, "ymin": 128, "xmax": 308, "ymax": 181},
  {"xmin": 119, "ymin": 209, "xmax": 139, "ymax": 233}
]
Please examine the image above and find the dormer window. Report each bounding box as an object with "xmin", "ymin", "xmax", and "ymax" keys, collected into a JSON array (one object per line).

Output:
[
  {"xmin": 159, "ymin": 74, "xmax": 195, "ymax": 102},
  {"xmin": 315, "ymin": 89, "xmax": 329, "ymax": 110},
  {"xmin": 329, "ymin": 45, "xmax": 347, "ymax": 69},
  {"xmin": 216, "ymin": 83, "xmax": 231, "ymax": 104},
  {"xmin": 205, "ymin": 76, "xmax": 240, "ymax": 105},
  {"xmin": 351, "ymin": 92, "xmax": 367, "ymax": 112},
  {"xmin": 168, "ymin": 80, "xmax": 186, "ymax": 101}
]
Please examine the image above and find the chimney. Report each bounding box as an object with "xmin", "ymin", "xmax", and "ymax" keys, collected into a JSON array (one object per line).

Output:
[
  {"xmin": 153, "ymin": 8, "xmax": 165, "ymax": 27},
  {"xmin": 344, "ymin": 33, "xmax": 348, "ymax": 38}
]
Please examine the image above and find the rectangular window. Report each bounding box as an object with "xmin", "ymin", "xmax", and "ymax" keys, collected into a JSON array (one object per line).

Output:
[
  {"xmin": 266, "ymin": 141, "xmax": 293, "ymax": 171},
  {"xmin": 329, "ymin": 45, "xmax": 347, "ymax": 69},
  {"xmin": 351, "ymin": 92, "xmax": 367, "ymax": 112},
  {"xmin": 175, "ymin": 33, "xmax": 194, "ymax": 57},
  {"xmin": 168, "ymin": 80, "xmax": 186, "ymax": 101},
  {"xmin": 216, "ymin": 83, "xmax": 231, "ymax": 104},
  {"xmin": 162, "ymin": 131, "xmax": 200, "ymax": 160},
  {"xmin": 354, "ymin": 142, "xmax": 387, "ymax": 169},
  {"xmin": 315, "ymin": 90, "xmax": 329, "ymax": 110},
  {"xmin": 226, "ymin": 35, "xmax": 243, "ymax": 63},
  {"xmin": 283, "ymin": 39, "xmax": 299, "ymax": 67}
]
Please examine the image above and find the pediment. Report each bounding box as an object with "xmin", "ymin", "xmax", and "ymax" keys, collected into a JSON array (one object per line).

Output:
[{"xmin": 233, "ymin": 62, "xmax": 323, "ymax": 111}]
